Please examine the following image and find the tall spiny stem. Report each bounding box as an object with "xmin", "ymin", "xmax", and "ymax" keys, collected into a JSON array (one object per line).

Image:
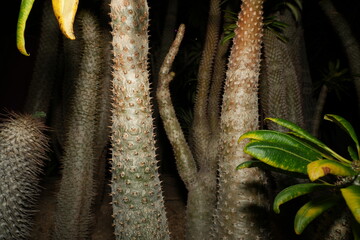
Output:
[
  {"xmin": 109, "ymin": 0, "xmax": 170, "ymax": 238},
  {"xmin": 214, "ymin": 0, "xmax": 271, "ymax": 238},
  {"xmin": 53, "ymin": 10, "xmax": 102, "ymax": 239},
  {"xmin": 191, "ymin": 0, "xmax": 221, "ymax": 165}
]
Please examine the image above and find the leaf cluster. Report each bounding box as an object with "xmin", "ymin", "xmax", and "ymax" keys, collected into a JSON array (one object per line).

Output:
[{"xmin": 238, "ymin": 114, "xmax": 360, "ymax": 238}]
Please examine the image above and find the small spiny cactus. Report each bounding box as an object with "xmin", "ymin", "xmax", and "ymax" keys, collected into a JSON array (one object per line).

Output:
[{"xmin": 0, "ymin": 113, "xmax": 48, "ymax": 240}]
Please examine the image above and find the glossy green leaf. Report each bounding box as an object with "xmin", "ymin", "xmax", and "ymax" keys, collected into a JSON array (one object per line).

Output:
[
  {"xmin": 237, "ymin": 159, "xmax": 308, "ymax": 179},
  {"xmin": 244, "ymin": 141, "xmax": 314, "ymax": 174},
  {"xmin": 307, "ymin": 159, "xmax": 356, "ymax": 181},
  {"xmin": 267, "ymin": 118, "xmax": 351, "ymax": 163},
  {"xmin": 294, "ymin": 195, "xmax": 340, "ymax": 234},
  {"xmin": 325, "ymin": 114, "xmax": 360, "ymax": 153},
  {"xmin": 240, "ymin": 130, "xmax": 323, "ymax": 160},
  {"xmin": 52, "ymin": 0, "xmax": 79, "ymax": 40},
  {"xmin": 273, "ymin": 183, "xmax": 330, "ymax": 214},
  {"xmin": 266, "ymin": 118, "xmax": 328, "ymax": 149},
  {"xmin": 16, "ymin": 0, "xmax": 35, "ymax": 56},
  {"xmin": 341, "ymin": 185, "xmax": 360, "ymax": 224}
]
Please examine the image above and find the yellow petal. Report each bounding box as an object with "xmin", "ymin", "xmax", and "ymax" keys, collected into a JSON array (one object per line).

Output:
[{"xmin": 52, "ymin": 0, "xmax": 79, "ymax": 40}]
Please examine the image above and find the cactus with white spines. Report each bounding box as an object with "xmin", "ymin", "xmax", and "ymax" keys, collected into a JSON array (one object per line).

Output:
[
  {"xmin": 52, "ymin": 10, "xmax": 102, "ymax": 239},
  {"xmin": 0, "ymin": 113, "xmax": 48, "ymax": 240},
  {"xmin": 109, "ymin": 0, "xmax": 170, "ymax": 239}
]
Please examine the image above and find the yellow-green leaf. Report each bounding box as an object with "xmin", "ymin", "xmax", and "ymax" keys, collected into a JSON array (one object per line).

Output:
[
  {"xmin": 273, "ymin": 183, "xmax": 329, "ymax": 214},
  {"xmin": 239, "ymin": 130, "xmax": 323, "ymax": 160},
  {"xmin": 244, "ymin": 141, "xmax": 313, "ymax": 174},
  {"xmin": 307, "ymin": 159, "xmax": 356, "ymax": 181},
  {"xmin": 341, "ymin": 185, "xmax": 360, "ymax": 224},
  {"xmin": 266, "ymin": 118, "xmax": 327, "ymax": 149},
  {"xmin": 16, "ymin": 0, "xmax": 35, "ymax": 56},
  {"xmin": 52, "ymin": 0, "xmax": 79, "ymax": 40},
  {"xmin": 294, "ymin": 195, "xmax": 339, "ymax": 234}
]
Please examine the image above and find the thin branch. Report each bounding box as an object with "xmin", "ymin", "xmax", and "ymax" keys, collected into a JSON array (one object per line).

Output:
[
  {"xmin": 208, "ymin": 35, "xmax": 229, "ymax": 134},
  {"xmin": 157, "ymin": 24, "xmax": 198, "ymax": 189}
]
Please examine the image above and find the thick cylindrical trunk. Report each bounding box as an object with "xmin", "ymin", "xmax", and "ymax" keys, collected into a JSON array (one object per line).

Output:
[
  {"xmin": 109, "ymin": 0, "xmax": 170, "ymax": 239},
  {"xmin": 213, "ymin": 0, "xmax": 271, "ymax": 239}
]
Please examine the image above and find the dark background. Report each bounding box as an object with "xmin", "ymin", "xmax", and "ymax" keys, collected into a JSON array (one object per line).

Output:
[{"xmin": 1, "ymin": 0, "xmax": 360, "ymax": 154}]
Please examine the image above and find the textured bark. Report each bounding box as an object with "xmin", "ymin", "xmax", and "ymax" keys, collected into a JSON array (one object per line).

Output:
[
  {"xmin": 208, "ymin": 36, "xmax": 230, "ymax": 133},
  {"xmin": 213, "ymin": 0, "xmax": 271, "ymax": 239},
  {"xmin": 157, "ymin": 24, "xmax": 219, "ymax": 239},
  {"xmin": 190, "ymin": 0, "xmax": 221, "ymax": 166},
  {"xmin": 53, "ymin": 11, "xmax": 102, "ymax": 239},
  {"xmin": 24, "ymin": 0, "xmax": 60, "ymax": 115},
  {"xmin": 260, "ymin": 11, "xmax": 307, "ymax": 132},
  {"xmin": 157, "ymin": 0, "xmax": 228, "ymax": 237},
  {"xmin": 109, "ymin": 0, "xmax": 170, "ymax": 239},
  {"xmin": 0, "ymin": 113, "xmax": 48, "ymax": 240}
]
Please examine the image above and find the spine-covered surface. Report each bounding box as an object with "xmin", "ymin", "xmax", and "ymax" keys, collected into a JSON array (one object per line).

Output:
[
  {"xmin": 0, "ymin": 113, "xmax": 48, "ymax": 240},
  {"xmin": 53, "ymin": 10, "xmax": 102, "ymax": 239},
  {"xmin": 214, "ymin": 0, "xmax": 271, "ymax": 239},
  {"xmin": 109, "ymin": 0, "xmax": 170, "ymax": 239}
]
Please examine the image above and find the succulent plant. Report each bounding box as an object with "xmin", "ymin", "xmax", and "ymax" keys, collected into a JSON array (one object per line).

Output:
[
  {"xmin": 0, "ymin": 113, "xmax": 48, "ymax": 239},
  {"xmin": 109, "ymin": 0, "xmax": 170, "ymax": 238},
  {"xmin": 52, "ymin": 10, "xmax": 102, "ymax": 239}
]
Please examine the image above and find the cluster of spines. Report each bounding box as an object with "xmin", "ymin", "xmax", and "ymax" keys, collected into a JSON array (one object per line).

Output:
[{"xmin": 0, "ymin": 113, "xmax": 48, "ymax": 240}]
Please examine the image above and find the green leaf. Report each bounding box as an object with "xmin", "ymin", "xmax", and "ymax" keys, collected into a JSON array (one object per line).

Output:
[
  {"xmin": 266, "ymin": 118, "xmax": 328, "ymax": 148},
  {"xmin": 341, "ymin": 185, "xmax": 360, "ymax": 224},
  {"xmin": 237, "ymin": 159, "xmax": 309, "ymax": 179},
  {"xmin": 266, "ymin": 118, "xmax": 351, "ymax": 163},
  {"xmin": 273, "ymin": 183, "xmax": 330, "ymax": 214},
  {"xmin": 325, "ymin": 114, "xmax": 360, "ymax": 154},
  {"xmin": 348, "ymin": 146, "xmax": 359, "ymax": 161},
  {"xmin": 236, "ymin": 160, "xmax": 259, "ymax": 170},
  {"xmin": 307, "ymin": 159, "xmax": 357, "ymax": 181},
  {"xmin": 16, "ymin": 0, "xmax": 35, "ymax": 56},
  {"xmin": 294, "ymin": 195, "xmax": 340, "ymax": 234},
  {"xmin": 244, "ymin": 141, "xmax": 314, "ymax": 174},
  {"xmin": 240, "ymin": 130, "xmax": 323, "ymax": 160}
]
